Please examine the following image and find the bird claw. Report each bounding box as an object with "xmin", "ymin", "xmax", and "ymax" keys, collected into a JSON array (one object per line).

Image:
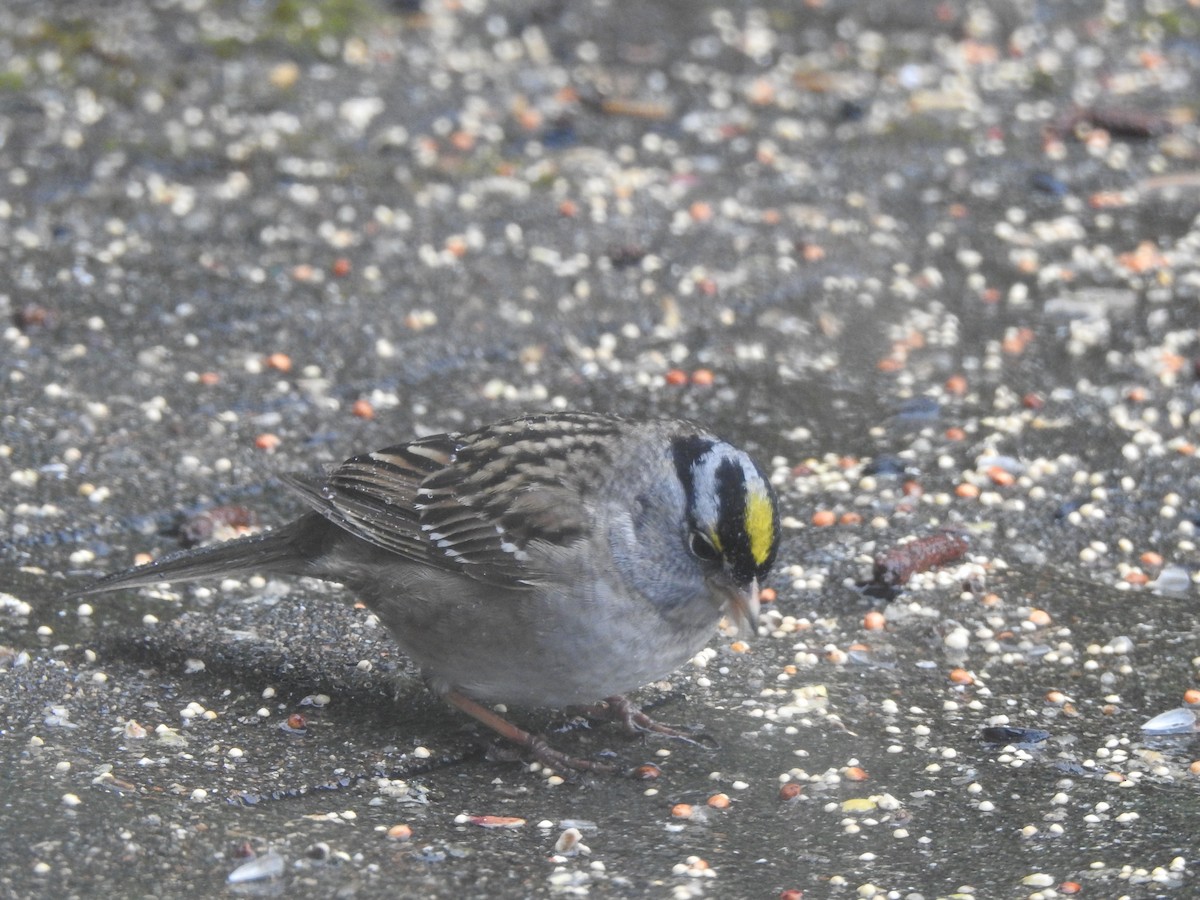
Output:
[
  {"xmin": 444, "ymin": 688, "xmax": 618, "ymax": 774},
  {"xmin": 580, "ymin": 695, "xmax": 720, "ymax": 750},
  {"xmin": 445, "ymin": 688, "xmax": 717, "ymax": 776}
]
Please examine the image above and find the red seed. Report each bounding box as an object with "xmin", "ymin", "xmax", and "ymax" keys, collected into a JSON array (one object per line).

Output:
[
  {"xmin": 945, "ymin": 374, "xmax": 968, "ymax": 395},
  {"xmin": 811, "ymin": 510, "xmax": 836, "ymax": 527},
  {"xmin": 987, "ymin": 466, "xmax": 1015, "ymax": 487},
  {"xmin": 265, "ymin": 352, "xmax": 292, "ymax": 372}
]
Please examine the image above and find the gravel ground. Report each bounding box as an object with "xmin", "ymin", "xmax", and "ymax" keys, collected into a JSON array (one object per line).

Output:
[{"xmin": 2, "ymin": 1, "xmax": 1200, "ymax": 898}]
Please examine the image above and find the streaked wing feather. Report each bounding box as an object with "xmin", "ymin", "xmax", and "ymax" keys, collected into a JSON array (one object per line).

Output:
[
  {"xmin": 284, "ymin": 435, "xmax": 456, "ymax": 564},
  {"xmin": 287, "ymin": 413, "xmax": 624, "ymax": 588}
]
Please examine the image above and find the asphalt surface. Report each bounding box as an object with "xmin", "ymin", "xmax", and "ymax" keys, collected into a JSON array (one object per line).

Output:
[{"xmin": 2, "ymin": 1, "xmax": 1200, "ymax": 898}]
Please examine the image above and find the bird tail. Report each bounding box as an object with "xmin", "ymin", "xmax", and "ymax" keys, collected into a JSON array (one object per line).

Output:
[{"xmin": 72, "ymin": 517, "xmax": 316, "ymax": 597}]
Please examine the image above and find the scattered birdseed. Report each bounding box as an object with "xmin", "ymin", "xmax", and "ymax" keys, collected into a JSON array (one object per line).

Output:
[{"xmin": 4, "ymin": 4, "xmax": 1200, "ymax": 895}]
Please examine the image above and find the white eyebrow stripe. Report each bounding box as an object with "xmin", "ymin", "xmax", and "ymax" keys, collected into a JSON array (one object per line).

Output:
[{"xmin": 688, "ymin": 443, "xmax": 729, "ymax": 529}]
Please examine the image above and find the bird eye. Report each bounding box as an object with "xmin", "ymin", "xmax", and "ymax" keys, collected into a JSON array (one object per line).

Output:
[{"xmin": 688, "ymin": 529, "xmax": 721, "ymax": 563}]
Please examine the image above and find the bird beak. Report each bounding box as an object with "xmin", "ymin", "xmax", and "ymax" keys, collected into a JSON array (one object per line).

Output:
[{"xmin": 721, "ymin": 577, "xmax": 760, "ymax": 638}]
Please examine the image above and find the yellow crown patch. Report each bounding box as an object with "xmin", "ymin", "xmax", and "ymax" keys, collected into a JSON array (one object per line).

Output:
[{"xmin": 744, "ymin": 490, "xmax": 775, "ymax": 566}]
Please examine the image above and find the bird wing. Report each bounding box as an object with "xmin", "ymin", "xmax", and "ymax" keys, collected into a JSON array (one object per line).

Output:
[
  {"xmin": 282, "ymin": 432, "xmax": 457, "ymax": 567},
  {"xmin": 288, "ymin": 414, "xmax": 618, "ymax": 588}
]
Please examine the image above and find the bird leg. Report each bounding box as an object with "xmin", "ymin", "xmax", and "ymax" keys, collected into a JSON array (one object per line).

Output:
[
  {"xmin": 442, "ymin": 688, "xmax": 617, "ymax": 774},
  {"xmin": 578, "ymin": 695, "xmax": 718, "ymax": 749}
]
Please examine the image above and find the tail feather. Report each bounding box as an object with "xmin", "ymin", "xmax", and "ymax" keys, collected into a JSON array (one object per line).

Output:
[{"xmin": 73, "ymin": 519, "xmax": 311, "ymax": 597}]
